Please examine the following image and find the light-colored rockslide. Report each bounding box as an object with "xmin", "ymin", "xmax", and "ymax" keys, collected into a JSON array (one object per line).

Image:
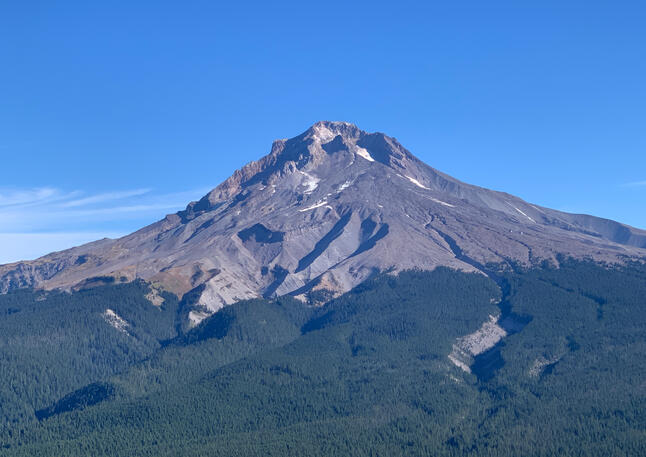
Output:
[
  {"xmin": 449, "ymin": 315, "xmax": 507, "ymax": 373},
  {"xmin": 2, "ymin": 121, "xmax": 646, "ymax": 326},
  {"xmin": 102, "ymin": 309, "xmax": 130, "ymax": 335},
  {"xmin": 529, "ymin": 354, "xmax": 563, "ymax": 377}
]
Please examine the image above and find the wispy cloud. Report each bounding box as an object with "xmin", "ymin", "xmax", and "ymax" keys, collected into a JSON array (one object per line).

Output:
[
  {"xmin": 0, "ymin": 186, "xmax": 208, "ymax": 223},
  {"xmin": 60, "ymin": 188, "xmax": 151, "ymax": 208},
  {"xmin": 622, "ymin": 180, "xmax": 646, "ymax": 188},
  {"xmin": 0, "ymin": 187, "xmax": 73, "ymax": 207},
  {"xmin": 0, "ymin": 186, "xmax": 210, "ymax": 263}
]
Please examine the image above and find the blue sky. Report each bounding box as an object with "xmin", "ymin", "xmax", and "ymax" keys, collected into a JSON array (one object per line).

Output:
[{"xmin": 1, "ymin": 1, "xmax": 645, "ymax": 263}]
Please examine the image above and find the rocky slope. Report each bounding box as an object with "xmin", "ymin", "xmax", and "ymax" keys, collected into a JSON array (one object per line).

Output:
[{"xmin": 1, "ymin": 121, "xmax": 645, "ymax": 324}]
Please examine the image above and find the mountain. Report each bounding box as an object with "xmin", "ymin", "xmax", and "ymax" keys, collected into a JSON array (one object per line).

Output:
[
  {"xmin": 1, "ymin": 121, "xmax": 645, "ymax": 326},
  {"xmin": 2, "ymin": 122, "xmax": 646, "ymax": 456}
]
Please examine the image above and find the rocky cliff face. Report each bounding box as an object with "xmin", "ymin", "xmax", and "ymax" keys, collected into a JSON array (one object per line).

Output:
[{"xmin": 2, "ymin": 121, "xmax": 645, "ymax": 324}]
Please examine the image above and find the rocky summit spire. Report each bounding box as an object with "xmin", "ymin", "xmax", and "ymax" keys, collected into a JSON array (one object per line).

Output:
[
  {"xmin": 305, "ymin": 120, "xmax": 362, "ymax": 142},
  {"xmin": 180, "ymin": 121, "xmax": 420, "ymax": 221},
  {"xmin": 1, "ymin": 122, "xmax": 645, "ymax": 327}
]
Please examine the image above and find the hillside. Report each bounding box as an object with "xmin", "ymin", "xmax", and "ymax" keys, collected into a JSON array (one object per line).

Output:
[
  {"xmin": 1, "ymin": 122, "xmax": 645, "ymax": 329},
  {"xmin": 1, "ymin": 261, "xmax": 645, "ymax": 456}
]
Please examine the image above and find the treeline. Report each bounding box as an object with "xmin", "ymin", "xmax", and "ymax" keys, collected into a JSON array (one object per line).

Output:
[{"xmin": 1, "ymin": 262, "xmax": 645, "ymax": 456}]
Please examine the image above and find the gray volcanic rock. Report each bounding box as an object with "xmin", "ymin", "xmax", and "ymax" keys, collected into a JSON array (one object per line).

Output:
[{"xmin": 1, "ymin": 121, "xmax": 645, "ymax": 324}]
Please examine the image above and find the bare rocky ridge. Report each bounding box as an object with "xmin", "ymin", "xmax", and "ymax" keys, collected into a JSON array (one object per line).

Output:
[{"xmin": 1, "ymin": 121, "xmax": 645, "ymax": 325}]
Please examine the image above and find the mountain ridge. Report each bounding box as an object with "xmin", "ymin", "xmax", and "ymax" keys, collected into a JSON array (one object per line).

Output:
[{"xmin": 1, "ymin": 121, "xmax": 645, "ymax": 325}]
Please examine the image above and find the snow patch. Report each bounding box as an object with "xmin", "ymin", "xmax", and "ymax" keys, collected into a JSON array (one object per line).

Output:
[
  {"xmin": 508, "ymin": 203, "xmax": 536, "ymax": 223},
  {"xmin": 430, "ymin": 197, "xmax": 455, "ymax": 208},
  {"xmin": 299, "ymin": 200, "xmax": 329, "ymax": 212},
  {"xmin": 310, "ymin": 124, "xmax": 336, "ymax": 143},
  {"xmin": 297, "ymin": 170, "xmax": 320, "ymax": 194},
  {"xmin": 355, "ymin": 146, "xmax": 375, "ymax": 162},
  {"xmin": 405, "ymin": 175, "xmax": 430, "ymax": 190},
  {"xmin": 337, "ymin": 180, "xmax": 353, "ymax": 193},
  {"xmin": 103, "ymin": 309, "xmax": 130, "ymax": 334},
  {"xmin": 396, "ymin": 174, "xmax": 455, "ymax": 207}
]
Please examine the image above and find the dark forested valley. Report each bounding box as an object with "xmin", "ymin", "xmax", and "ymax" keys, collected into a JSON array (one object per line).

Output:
[{"xmin": 1, "ymin": 260, "xmax": 645, "ymax": 456}]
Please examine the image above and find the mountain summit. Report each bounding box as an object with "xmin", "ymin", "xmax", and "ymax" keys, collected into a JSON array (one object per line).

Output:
[{"xmin": 2, "ymin": 121, "xmax": 645, "ymax": 324}]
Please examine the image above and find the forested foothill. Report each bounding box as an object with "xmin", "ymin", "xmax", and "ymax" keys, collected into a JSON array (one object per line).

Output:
[{"xmin": 1, "ymin": 260, "xmax": 645, "ymax": 456}]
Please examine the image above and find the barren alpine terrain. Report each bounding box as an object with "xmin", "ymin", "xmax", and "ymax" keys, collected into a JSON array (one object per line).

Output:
[{"xmin": 2, "ymin": 122, "xmax": 645, "ymax": 327}]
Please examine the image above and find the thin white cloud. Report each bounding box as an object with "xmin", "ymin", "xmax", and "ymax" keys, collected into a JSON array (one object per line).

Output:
[
  {"xmin": 0, "ymin": 187, "xmax": 61, "ymax": 207},
  {"xmin": 623, "ymin": 180, "xmax": 646, "ymax": 188},
  {"xmin": 59, "ymin": 188, "xmax": 151, "ymax": 208},
  {"xmin": 0, "ymin": 186, "xmax": 212, "ymax": 264},
  {"xmin": 0, "ymin": 185, "xmax": 212, "ymax": 263},
  {"xmin": 0, "ymin": 185, "xmax": 210, "ymax": 236}
]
